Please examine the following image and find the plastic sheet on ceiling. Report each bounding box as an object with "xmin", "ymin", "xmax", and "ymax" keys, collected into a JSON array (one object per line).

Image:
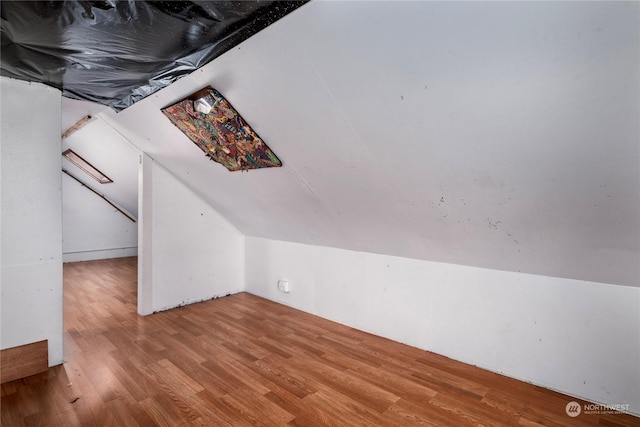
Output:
[{"xmin": 0, "ymin": 1, "xmax": 307, "ymax": 111}]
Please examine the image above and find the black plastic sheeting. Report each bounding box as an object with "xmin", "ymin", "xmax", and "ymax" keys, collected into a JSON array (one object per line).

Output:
[{"xmin": 1, "ymin": 1, "xmax": 307, "ymax": 111}]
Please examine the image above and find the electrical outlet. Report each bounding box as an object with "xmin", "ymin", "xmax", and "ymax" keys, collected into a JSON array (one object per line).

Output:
[{"xmin": 277, "ymin": 280, "xmax": 290, "ymax": 293}]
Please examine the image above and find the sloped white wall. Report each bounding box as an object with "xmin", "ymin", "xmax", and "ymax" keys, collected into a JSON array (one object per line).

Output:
[
  {"xmin": 0, "ymin": 78, "xmax": 64, "ymax": 366},
  {"xmin": 62, "ymin": 172, "xmax": 137, "ymax": 262},
  {"xmin": 99, "ymin": 1, "xmax": 640, "ymax": 287},
  {"xmin": 138, "ymin": 153, "xmax": 244, "ymax": 315},
  {"xmin": 245, "ymin": 237, "xmax": 640, "ymax": 416}
]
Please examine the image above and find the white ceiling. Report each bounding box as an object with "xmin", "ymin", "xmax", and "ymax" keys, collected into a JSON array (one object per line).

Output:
[{"xmin": 62, "ymin": 1, "xmax": 639, "ymax": 286}]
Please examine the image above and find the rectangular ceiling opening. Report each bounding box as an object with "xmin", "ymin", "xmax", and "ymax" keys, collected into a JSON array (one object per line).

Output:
[{"xmin": 62, "ymin": 149, "xmax": 112, "ymax": 184}]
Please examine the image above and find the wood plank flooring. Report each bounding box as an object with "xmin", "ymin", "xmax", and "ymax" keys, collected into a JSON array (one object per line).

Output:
[
  {"xmin": 1, "ymin": 340, "xmax": 48, "ymax": 384},
  {"xmin": 1, "ymin": 257, "xmax": 638, "ymax": 426}
]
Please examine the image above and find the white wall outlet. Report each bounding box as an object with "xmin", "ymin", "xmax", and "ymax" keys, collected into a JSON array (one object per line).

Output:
[{"xmin": 277, "ymin": 280, "xmax": 290, "ymax": 293}]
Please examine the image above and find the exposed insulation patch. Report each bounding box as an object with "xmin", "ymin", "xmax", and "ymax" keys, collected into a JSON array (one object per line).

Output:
[{"xmin": 162, "ymin": 87, "xmax": 282, "ymax": 172}]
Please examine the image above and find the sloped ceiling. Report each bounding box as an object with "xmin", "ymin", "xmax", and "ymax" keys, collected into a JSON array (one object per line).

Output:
[
  {"xmin": 66, "ymin": 1, "xmax": 638, "ymax": 286},
  {"xmin": 62, "ymin": 115, "xmax": 139, "ymax": 217}
]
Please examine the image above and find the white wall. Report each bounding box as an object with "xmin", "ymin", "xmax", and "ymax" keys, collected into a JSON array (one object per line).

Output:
[
  {"xmin": 138, "ymin": 153, "xmax": 244, "ymax": 315},
  {"xmin": 62, "ymin": 172, "xmax": 137, "ymax": 262},
  {"xmin": 245, "ymin": 237, "xmax": 640, "ymax": 415},
  {"xmin": 0, "ymin": 77, "xmax": 64, "ymax": 366}
]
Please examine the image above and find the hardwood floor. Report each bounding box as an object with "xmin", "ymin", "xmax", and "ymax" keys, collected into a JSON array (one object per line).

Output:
[{"xmin": 1, "ymin": 257, "xmax": 638, "ymax": 426}]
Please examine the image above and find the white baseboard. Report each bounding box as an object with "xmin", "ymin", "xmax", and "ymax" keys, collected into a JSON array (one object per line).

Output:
[{"xmin": 63, "ymin": 247, "xmax": 138, "ymax": 263}]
